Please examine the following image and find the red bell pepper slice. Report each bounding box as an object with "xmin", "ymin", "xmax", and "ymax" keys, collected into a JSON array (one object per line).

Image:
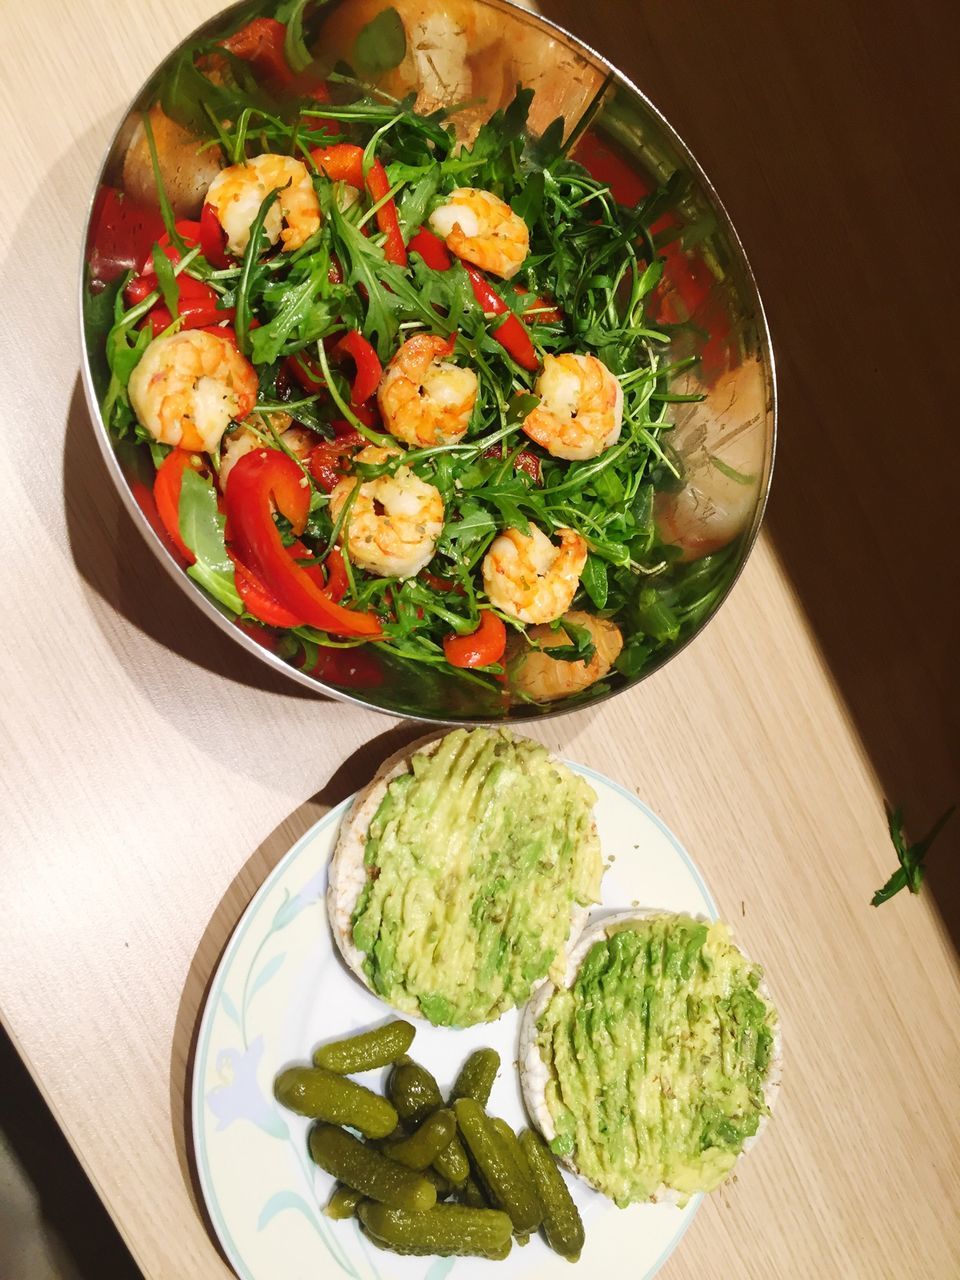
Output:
[
  {"xmin": 408, "ymin": 225, "xmax": 452, "ymax": 271},
  {"xmin": 145, "ymin": 219, "xmax": 202, "ymax": 270},
  {"xmin": 420, "ymin": 569, "xmax": 465, "ymax": 596},
  {"xmin": 464, "ymin": 264, "xmax": 539, "ymax": 371},
  {"xmin": 573, "ymin": 131, "xmax": 653, "ymax": 208},
  {"xmin": 221, "ymin": 17, "xmax": 293, "ymax": 86},
  {"xmin": 309, "ymin": 431, "xmax": 364, "ymax": 493},
  {"xmin": 226, "ymin": 449, "xmax": 381, "ymax": 637},
  {"xmin": 443, "ymin": 611, "xmax": 507, "ymax": 668},
  {"xmin": 285, "ymin": 351, "xmax": 326, "ymax": 394},
  {"xmin": 299, "ymin": 81, "xmax": 338, "ymax": 135},
  {"xmin": 323, "ymin": 548, "xmax": 348, "ymax": 602},
  {"xmin": 311, "ymin": 144, "xmax": 407, "ymax": 267},
  {"xmin": 334, "ymin": 403, "xmax": 377, "ymax": 432},
  {"xmin": 231, "ymin": 538, "xmax": 340, "ymax": 628},
  {"xmin": 200, "ymin": 201, "xmax": 231, "ymax": 269},
  {"xmin": 408, "ymin": 226, "xmax": 539, "ymax": 371},
  {"xmin": 286, "ymin": 334, "xmax": 381, "ymax": 404},
  {"xmin": 306, "ymin": 645, "xmax": 383, "ymax": 688},
  {"xmin": 334, "ymin": 330, "xmax": 382, "ymax": 405},
  {"xmin": 231, "ymin": 553, "xmax": 304, "ymax": 627},
  {"xmin": 154, "ymin": 449, "xmax": 205, "ymax": 562}
]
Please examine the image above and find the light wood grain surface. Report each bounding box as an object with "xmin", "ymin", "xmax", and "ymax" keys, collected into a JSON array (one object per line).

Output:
[{"xmin": 1, "ymin": 2, "xmax": 959, "ymax": 1278}]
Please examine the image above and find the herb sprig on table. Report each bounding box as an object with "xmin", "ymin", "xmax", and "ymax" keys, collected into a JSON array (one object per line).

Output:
[{"xmin": 871, "ymin": 802, "xmax": 956, "ymax": 906}]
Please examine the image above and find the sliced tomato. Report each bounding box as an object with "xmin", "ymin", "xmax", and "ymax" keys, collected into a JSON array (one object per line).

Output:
[
  {"xmin": 443, "ymin": 612, "xmax": 507, "ymax": 668},
  {"xmin": 309, "ymin": 432, "xmax": 364, "ymax": 492},
  {"xmin": 87, "ymin": 187, "xmax": 166, "ymax": 285},
  {"xmin": 515, "ymin": 285, "xmax": 563, "ymax": 325},
  {"xmin": 484, "ymin": 443, "xmax": 542, "ymax": 484}
]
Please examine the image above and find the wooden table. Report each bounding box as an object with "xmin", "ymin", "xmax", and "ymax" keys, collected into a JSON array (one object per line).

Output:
[{"xmin": 2, "ymin": 1, "xmax": 958, "ymax": 1277}]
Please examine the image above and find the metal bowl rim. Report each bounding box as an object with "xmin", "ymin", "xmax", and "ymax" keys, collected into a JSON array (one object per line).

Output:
[{"xmin": 77, "ymin": 0, "xmax": 778, "ymax": 726}]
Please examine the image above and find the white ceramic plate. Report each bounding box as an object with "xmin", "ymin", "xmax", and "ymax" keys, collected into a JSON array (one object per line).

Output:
[{"xmin": 192, "ymin": 762, "xmax": 718, "ymax": 1280}]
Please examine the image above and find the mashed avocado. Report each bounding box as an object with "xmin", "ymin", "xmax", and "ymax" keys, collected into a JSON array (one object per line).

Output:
[
  {"xmin": 351, "ymin": 728, "xmax": 602, "ymax": 1027},
  {"xmin": 535, "ymin": 915, "xmax": 777, "ymax": 1205}
]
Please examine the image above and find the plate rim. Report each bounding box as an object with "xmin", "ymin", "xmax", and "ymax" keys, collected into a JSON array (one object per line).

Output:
[{"xmin": 191, "ymin": 763, "xmax": 719, "ymax": 1280}]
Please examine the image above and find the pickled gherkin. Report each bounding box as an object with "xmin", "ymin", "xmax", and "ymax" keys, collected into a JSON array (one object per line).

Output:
[
  {"xmin": 520, "ymin": 1129, "xmax": 585, "ymax": 1262},
  {"xmin": 389, "ymin": 1061, "xmax": 469, "ymax": 1184},
  {"xmin": 275, "ymin": 1066, "xmax": 397, "ymax": 1139},
  {"xmin": 459, "ymin": 1175, "xmax": 489, "ymax": 1209},
  {"xmin": 313, "ymin": 1020, "xmax": 415, "ymax": 1074},
  {"xmin": 450, "ymin": 1048, "xmax": 500, "ymax": 1106},
  {"xmin": 453, "ymin": 1098, "xmax": 542, "ymax": 1233},
  {"xmin": 324, "ymin": 1184, "xmax": 362, "ymax": 1220},
  {"xmin": 490, "ymin": 1118, "xmax": 534, "ymax": 1184},
  {"xmin": 387, "ymin": 1061, "xmax": 444, "ymax": 1124},
  {"xmin": 382, "ymin": 1110, "xmax": 456, "ymax": 1170},
  {"xmin": 358, "ymin": 1202, "xmax": 513, "ymax": 1259},
  {"xmin": 308, "ymin": 1124, "xmax": 436, "ymax": 1211}
]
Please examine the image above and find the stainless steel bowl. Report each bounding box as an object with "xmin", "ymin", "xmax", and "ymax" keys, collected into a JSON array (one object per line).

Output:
[{"xmin": 79, "ymin": 0, "xmax": 775, "ymax": 723}]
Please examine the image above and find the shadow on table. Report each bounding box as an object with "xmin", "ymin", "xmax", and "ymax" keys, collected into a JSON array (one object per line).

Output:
[
  {"xmin": 63, "ymin": 375, "xmax": 322, "ymax": 702},
  {"xmin": 0, "ymin": 1028, "xmax": 142, "ymax": 1280},
  {"xmin": 166, "ymin": 722, "xmax": 426, "ymax": 1255},
  {"xmin": 538, "ymin": 0, "xmax": 960, "ymax": 944}
]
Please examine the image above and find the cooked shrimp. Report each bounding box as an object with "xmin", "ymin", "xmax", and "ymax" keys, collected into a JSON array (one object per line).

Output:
[
  {"xmin": 522, "ymin": 354, "xmax": 623, "ymax": 461},
  {"xmin": 482, "ymin": 524, "xmax": 587, "ymax": 625},
  {"xmin": 330, "ymin": 446, "xmax": 445, "ymax": 578},
  {"xmin": 205, "ymin": 154, "xmax": 320, "ymax": 255},
  {"xmin": 218, "ymin": 413, "xmax": 322, "ymax": 491},
  {"xmin": 510, "ymin": 610, "xmax": 623, "ymax": 703},
  {"xmin": 428, "ymin": 188, "xmax": 529, "ymax": 279},
  {"xmin": 377, "ymin": 334, "xmax": 478, "ymax": 447},
  {"xmin": 129, "ymin": 330, "xmax": 258, "ymax": 453}
]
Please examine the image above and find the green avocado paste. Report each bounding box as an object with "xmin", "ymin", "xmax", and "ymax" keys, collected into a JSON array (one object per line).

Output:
[
  {"xmin": 350, "ymin": 728, "xmax": 602, "ymax": 1027},
  {"xmin": 535, "ymin": 915, "xmax": 778, "ymax": 1205}
]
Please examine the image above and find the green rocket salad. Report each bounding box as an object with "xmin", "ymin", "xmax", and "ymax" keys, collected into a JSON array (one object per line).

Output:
[{"xmin": 93, "ymin": 4, "xmax": 742, "ymax": 709}]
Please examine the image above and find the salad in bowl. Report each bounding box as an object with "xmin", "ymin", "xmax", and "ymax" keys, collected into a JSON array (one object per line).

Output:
[{"xmin": 82, "ymin": 0, "xmax": 774, "ymax": 720}]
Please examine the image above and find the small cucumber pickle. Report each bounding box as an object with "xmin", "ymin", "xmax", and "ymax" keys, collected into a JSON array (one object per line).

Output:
[
  {"xmin": 308, "ymin": 1124, "xmax": 436, "ymax": 1211},
  {"xmin": 358, "ymin": 1202, "xmax": 513, "ymax": 1260},
  {"xmin": 274, "ymin": 1065, "xmax": 397, "ymax": 1138},
  {"xmin": 313, "ymin": 1019, "xmax": 415, "ymax": 1074}
]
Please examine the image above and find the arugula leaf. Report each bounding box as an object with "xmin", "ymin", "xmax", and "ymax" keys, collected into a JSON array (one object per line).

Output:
[
  {"xmin": 151, "ymin": 244, "xmax": 180, "ymax": 318},
  {"xmin": 512, "ymin": 171, "xmax": 545, "ymax": 227},
  {"xmin": 249, "ymin": 262, "xmax": 332, "ymax": 364},
  {"xmin": 354, "ymin": 7, "xmax": 406, "ymax": 74},
  {"xmin": 537, "ymin": 618, "xmax": 596, "ymax": 665},
  {"xmin": 102, "ymin": 287, "xmax": 153, "ymax": 430},
  {"xmin": 141, "ymin": 112, "xmax": 182, "ymax": 247},
  {"xmin": 235, "ymin": 188, "xmax": 281, "ymax": 356},
  {"xmin": 276, "ymin": 0, "xmax": 312, "ymax": 72},
  {"xmin": 871, "ymin": 803, "xmax": 956, "ymax": 906},
  {"xmin": 394, "ymin": 168, "xmax": 440, "ymax": 239},
  {"xmin": 634, "ymin": 586, "xmax": 680, "ymax": 643},
  {"xmin": 178, "ymin": 467, "xmax": 242, "ymax": 613},
  {"xmin": 157, "ymin": 45, "xmax": 273, "ymax": 137},
  {"xmin": 438, "ymin": 501, "xmax": 498, "ymax": 557},
  {"xmin": 615, "ymin": 633, "xmax": 653, "ymax": 679},
  {"xmin": 581, "ymin": 554, "xmax": 609, "ymax": 610}
]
